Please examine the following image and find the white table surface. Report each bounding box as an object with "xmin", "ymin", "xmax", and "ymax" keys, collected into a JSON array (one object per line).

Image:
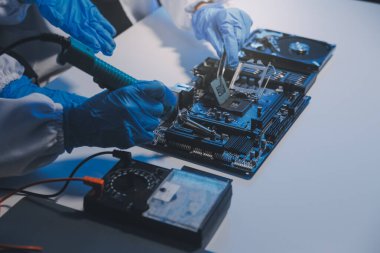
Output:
[{"xmin": 2, "ymin": 0, "xmax": 380, "ymax": 252}]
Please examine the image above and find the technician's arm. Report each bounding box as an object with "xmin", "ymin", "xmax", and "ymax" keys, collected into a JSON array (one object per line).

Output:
[
  {"xmin": 22, "ymin": 0, "xmax": 116, "ymax": 56},
  {"xmin": 159, "ymin": 0, "xmax": 234, "ymax": 31},
  {"xmin": 160, "ymin": 0, "xmax": 252, "ymax": 67},
  {"xmin": 0, "ymin": 54, "xmax": 65, "ymax": 177},
  {"xmin": 0, "ymin": 94, "xmax": 65, "ymax": 177}
]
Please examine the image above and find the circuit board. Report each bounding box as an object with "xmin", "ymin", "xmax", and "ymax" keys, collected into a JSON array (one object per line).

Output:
[
  {"xmin": 150, "ymin": 29, "xmax": 334, "ymax": 178},
  {"xmin": 149, "ymin": 60, "xmax": 309, "ymax": 178}
]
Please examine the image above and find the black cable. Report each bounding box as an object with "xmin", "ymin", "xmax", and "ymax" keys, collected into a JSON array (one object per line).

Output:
[
  {"xmin": 0, "ymin": 33, "xmax": 69, "ymax": 58},
  {"xmin": 0, "ymin": 151, "xmax": 114, "ymax": 198},
  {"xmin": 0, "ymin": 35, "xmax": 44, "ymax": 57},
  {"xmin": 0, "ymin": 47, "xmax": 39, "ymax": 84},
  {"xmin": 0, "ymin": 33, "xmax": 69, "ymax": 87}
]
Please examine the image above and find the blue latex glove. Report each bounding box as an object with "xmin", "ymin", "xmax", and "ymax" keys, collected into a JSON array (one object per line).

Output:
[
  {"xmin": 26, "ymin": 0, "xmax": 116, "ymax": 56},
  {"xmin": 192, "ymin": 4, "xmax": 253, "ymax": 67},
  {"xmin": 0, "ymin": 76, "xmax": 86, "ymax": 108},
  {"xmin": 63, "ymin": 80, "xmax": 177, "ymax": 151}
]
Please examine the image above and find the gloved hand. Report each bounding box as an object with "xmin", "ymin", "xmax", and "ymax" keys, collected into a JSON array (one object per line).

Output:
[
  {"xmin": 63, "ymin": 80, "xmax": 177, "ymax": 151},
  {"xmin": 0, "ymin": 75, "xmax": 87, "ymax": 108},
  {"xmin": 25, "ymin": 0, "xmax": 116, "ymax": 56},
  {"xmin": 192, "ymin": 4, "xmax": 253, "ymax": 67}
]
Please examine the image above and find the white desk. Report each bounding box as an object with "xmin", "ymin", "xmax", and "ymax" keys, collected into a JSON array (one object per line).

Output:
[{"xmin": 2, "ymin": 1, "xmax": 380, "ymax": 252}]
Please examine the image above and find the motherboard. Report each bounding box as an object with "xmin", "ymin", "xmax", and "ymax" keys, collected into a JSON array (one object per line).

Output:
[{"xmin": 150, "ymin": 29, "xmax": 335, "ymax": 178}]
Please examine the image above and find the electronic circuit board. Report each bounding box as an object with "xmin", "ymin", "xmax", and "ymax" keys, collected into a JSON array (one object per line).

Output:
[{"xmin": 149, "ymin": 29, "xmax": 335, "ymax": 178}]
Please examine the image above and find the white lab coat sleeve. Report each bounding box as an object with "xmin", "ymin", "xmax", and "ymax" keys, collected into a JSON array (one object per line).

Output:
[
  {"xmin": 160, "ymin": 0, "xmax": 235, "ymax": 31},
  {"xmin": 0, "ymin": 55, "xmax": 25, "ymax": 92},
  {"xmin": 0, "ymin": 93, "xmax": 65, "ymax": 177},
  {"xmin": 0, "ymin": 0, "xmax": 31, "ymax": 25}
]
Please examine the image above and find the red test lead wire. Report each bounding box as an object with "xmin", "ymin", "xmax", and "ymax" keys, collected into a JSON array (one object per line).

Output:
[
  {"xmin": 0, "ymin": 243, "xmax": 44, "ymax": 252},
  {"xmin": 0, "ymin": 176, "xmax": 104, "ymax": 252}
]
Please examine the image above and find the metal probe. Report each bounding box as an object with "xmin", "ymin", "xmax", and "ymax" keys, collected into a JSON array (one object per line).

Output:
[{"xmin": 178, "ymin": 110, "xmax": 221, "ymax": 139}]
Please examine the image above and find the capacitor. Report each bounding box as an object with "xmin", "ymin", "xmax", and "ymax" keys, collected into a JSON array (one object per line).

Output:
[
  {"xmin": 215, "ymin": 111, "xmax": 222, "ymax": 120},
  {"xmin": 223, "ymin": 112, "xmax": 231, "ymax": 123},
  {"xmin": 257, "ymin": 106, "xmax": 262, "ymax": 117},
  {"xmin": 249, "ymin": 151, "xmax": 256, "ymax": 159}
]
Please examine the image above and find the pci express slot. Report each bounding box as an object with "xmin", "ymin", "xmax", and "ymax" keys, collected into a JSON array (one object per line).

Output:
[
  {"xmin": 165, "ymin": 128, "xmax": 224, "ymax": 153},
  {"xmin": 162, "ymin": 129, "xmax": 255, "ymax": 177},
  {"xmin": 265, "ymin": 97, "xmax": 310, "ymax": 143}
]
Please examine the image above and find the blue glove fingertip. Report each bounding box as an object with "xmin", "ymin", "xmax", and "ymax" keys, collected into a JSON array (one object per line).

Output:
[
  {"xmin": 227, "ymin": 55, "xmax": 239, "ymax": 68},
  {"xmin": 102, "ymin": 47, "xmax": 114, "ymax": 56},
  {"xmin": 149, "ymin": 80, "xmax": 177, "ymax": 107},
  {"xmin": 90, "ymin": 21, "xmax": 116, "ymax": 56},
  {"xmin": 106, "ymin": 42, "xmax": 116, "ymax": 56},
  {"xmin": 192, "ymin": 4, "xmax": 253, "ymax": 68},
  {"xmin": 163, "ymin": 86, "xmax": 177, "ymax": 107}
]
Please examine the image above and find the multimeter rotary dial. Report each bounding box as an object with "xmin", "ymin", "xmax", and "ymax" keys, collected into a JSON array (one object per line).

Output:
[{"xmin": 105, "ymin": 169, "xmax": 157, "ymax": 198}]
